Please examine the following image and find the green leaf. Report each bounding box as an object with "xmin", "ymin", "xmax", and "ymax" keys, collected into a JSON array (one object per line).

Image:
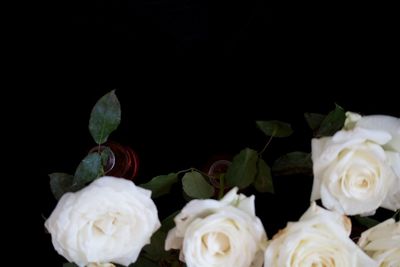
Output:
[
  {"xmin": 89, "ymin": 90, "xmax": 121, "ymax": 144},
  {"xmin": 129, "ymin": 257, "xmax": 158, "ymax": 267},
  {"xmin": 143, "ymin": 235, "xmax": 163, "ymax": 259},
  {"xmin": 253, "ymin": 158, "xmax": 274, "ymax": 193},
  {"xmin": 272, "ymin": 152, "xmax": 312, "ymax": 176},
  {"xmin": 316, "ymin": 104, "xmax": 346, "ymax": 137},
  {"xmin": 256, "ymin": 120, "xmax": 293, "ymax": 137},
  {"xmin": 304, "ymin": 112, "xmax": 325, "ymax": 131},
  {"xmin": 354, "ymin": 216, "xmax": 380, "ymax": 228},
  {"xmin": 73, "ymin": 153, "xmax": 103, "ymax": 186},
  {"xmin": 49, "ymin": 173, "xmax": 74, "ymax": 200},
  {"xmin": 182, "ymin": 171, "xmax": 215, "ymax": 199},
  {"xmin": 143, "ymin": 230, "xmax": 168, "ymax": 261},
  {"xmin": 140, "ymin": 173, "xmax": 178, "ymax": 198},
  {"xmin": 63, "ymin": 263, "xmax": 78, "ymax": 267},
  {"xmin": 136, "ymin": 210, "xmax": 179, "ymax": 264},
  {"xmin": 225, "ymin": 148, "xmax": 258, "ymax": 189}
]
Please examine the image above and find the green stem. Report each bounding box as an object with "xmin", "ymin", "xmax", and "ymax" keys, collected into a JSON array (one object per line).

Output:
[
  {"xmin": 259, "ymin": 134, "xmax": 274, "ymax": 155},
  {"xmin": 176, "ymin": 168, "xmax": 193, "ymax": 175},
  {"xmin": 96, "ymin": 144, "xmax": 103, "ymax": 177},
  {"xmin": 177, "ymin": 168, "xmax": 212, "ymax": 180}
]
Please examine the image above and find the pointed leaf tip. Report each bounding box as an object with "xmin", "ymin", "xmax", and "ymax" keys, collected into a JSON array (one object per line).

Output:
[
  {"xmin": 254, "ymin": 158, "xmax": 274, "ymax": 193},
  {"xmin": 49, "ymin": 172, "xmax": 74, "ymax": 200},
  {"xmin": 140, "ymin": 173, "xmax": 178, "ymax": 198},
  {"xmin": 316, "ymin": 104, "xmax": 346, "ymax": 137},
  {"xmin": 89, "ymin": 90, "xmax": 121, "ymax": 145}
]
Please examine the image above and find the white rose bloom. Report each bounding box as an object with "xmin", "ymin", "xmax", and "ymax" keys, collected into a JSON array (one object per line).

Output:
[
  {"xmin": 45, "ymin": 176, "xmax": 161, "ymax": 267},
  {"xmin": 358, "ymin": 218, "xmax": 400, "ymax": 267},
  {"xmin": 264, "ymin": 202, "xmax": 378, "ymax": 267},
  {"xmin": 165, "ymin": 187, "xmax": 267, "ymax": 267},
  {"xmin": 311, "ymin": 112, "xmax": 400, "ymax": 215}
]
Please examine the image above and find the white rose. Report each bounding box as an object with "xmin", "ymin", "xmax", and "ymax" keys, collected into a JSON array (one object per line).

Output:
[
  {"xmin": 165, "ymin": 187, "xmax": 267, "ymax": 267},
  {"xmin": 311, "ymin": 112, "xmax": 400, "ymax": 215},
  {"xmin": 264, "ymin": 202, "xmax": 378, "ymax": 267},
  {"xmin": 358, "ymin": 218, "xmax": 400, "ymax": 267},
  {"xmin": 45, "ymin": 176, "xmax": 161, "ymax": 267}
]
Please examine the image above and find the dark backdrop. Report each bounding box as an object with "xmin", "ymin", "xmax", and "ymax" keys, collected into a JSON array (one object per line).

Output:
[{"xmin": 35, "ymin": 3, "xmax": 400, "ymax": 266}]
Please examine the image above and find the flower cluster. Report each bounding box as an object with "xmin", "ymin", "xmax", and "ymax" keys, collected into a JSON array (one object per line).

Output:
[{"xmin": 45, "ymin": 91, "xmax": 400, "ymax": 267}]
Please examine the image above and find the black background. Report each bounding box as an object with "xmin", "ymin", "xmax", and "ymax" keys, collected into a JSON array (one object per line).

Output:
[{"xmin": 31, "ymin": 3, "xmax": 400, "ymax": 266}]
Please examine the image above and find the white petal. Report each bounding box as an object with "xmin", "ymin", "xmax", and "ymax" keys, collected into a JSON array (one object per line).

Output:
[
  {"xmin": 381, "ymin": 178, "xmax": 400, "ymax": 211},
  {"xmin": 358, "ymin": 218, "xmax": 400, "ymax": 265},
  {"xmin": 332, "ymin": 127, "xmax": 392, "ymax": 146},
  {"xmin": 386, "ymin": 150, "xmax": 400, "ymax": 178},
  {"xmin": 356, "ymin": 115, "xmax": 400, "ymax": 151},
  {"xmin": 173, "ymin": 199, "xmax": 222, "ymax": 236},
  {"xmin": 220, "ymin": 187, "xmax": 240, "ymax": 204},
  {"xmin": 344, "ymin": 111, "xmax": 362, "ymax": 129},
  {"xmin": 237, "ymin": 194, "xmax": 256, "ymax": 216},
  {"xmin": 310, "ymin": 138, "xmax": 331, "ymax": 200},
  {"xmin": 164, "ymin": 228, "xmax": 183, "ymax": 250}
]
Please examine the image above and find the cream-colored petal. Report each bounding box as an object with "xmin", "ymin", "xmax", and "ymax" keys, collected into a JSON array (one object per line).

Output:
[
  {"xmin": 164, "ymin": 228, "xmax": 183, "ymax": 250},
  {"xmin": 237, "ymin": 194, "xmax": 256, "ymax": 216},
  {"xmin": 355, "ymin": 114, "xmax": 400, "ymax": 152}
]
